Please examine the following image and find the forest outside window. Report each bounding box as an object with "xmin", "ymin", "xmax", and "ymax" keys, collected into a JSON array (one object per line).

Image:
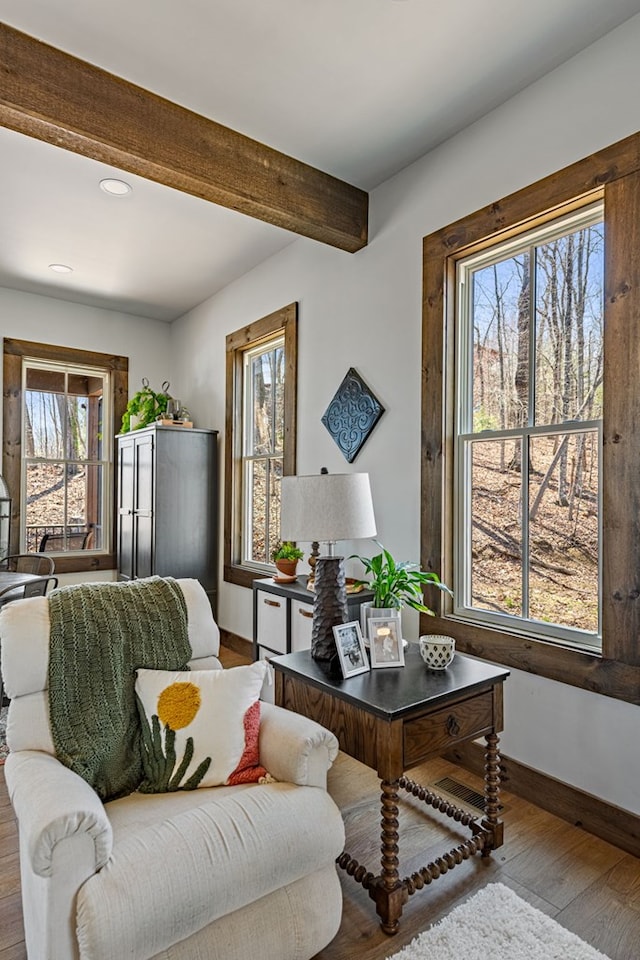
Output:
[
  {"xmin": 224, "ymin": 304, "xmax": 297, "ymax": 589},
  {"xmin": 454, "ymin": 204, "xmax": 604, "ymax": 651}
]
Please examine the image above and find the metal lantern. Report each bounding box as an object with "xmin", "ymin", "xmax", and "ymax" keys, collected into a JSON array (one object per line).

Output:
[{"xmin": 0, "ymin": 475, "xmax": 11, "ymax": 561}]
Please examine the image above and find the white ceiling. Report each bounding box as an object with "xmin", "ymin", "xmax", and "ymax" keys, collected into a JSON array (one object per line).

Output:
[{"xmin": 1, "ymin": 0, "xmax": 639, "ymax": 322}]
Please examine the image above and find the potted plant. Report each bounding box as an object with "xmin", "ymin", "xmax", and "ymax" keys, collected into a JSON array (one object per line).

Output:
[
  {"xmin": 271, "ymin": 541, "xmax": 304, "ymax": 579},
  {"xmin": 120, "ymin": 379, "xmax": 171, "ymax": 433},
  {"xmin": 351, "ymin": 543, "xmax": 452, "ymax": 639}
]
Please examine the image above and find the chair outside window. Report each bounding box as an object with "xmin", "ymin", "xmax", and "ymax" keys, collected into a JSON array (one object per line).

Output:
[{"xmin": 38, "ymin": 528, "xmax": 93, "ymax": 553}]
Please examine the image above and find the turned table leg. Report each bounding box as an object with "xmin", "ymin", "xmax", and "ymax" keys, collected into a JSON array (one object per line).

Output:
[
  {"xmin": 481, "ymin": 731, "xmax": 504, "ymax": 854},
  {"xmin": 369, "ymin": 779, "xmax": 408, "ymax": 934}
]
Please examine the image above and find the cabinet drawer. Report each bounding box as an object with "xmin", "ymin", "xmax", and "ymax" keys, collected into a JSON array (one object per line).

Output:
[
  {"xmin": 256, "ymin": 590, "xmax": 287, "ymax": 653},
  {"xmin": 291, "ymin": 599, "xmax": 313, "ymax": 652},
  {"xmin": 403, "ymin": 691, "xmax": 494, "ymax": 768}
]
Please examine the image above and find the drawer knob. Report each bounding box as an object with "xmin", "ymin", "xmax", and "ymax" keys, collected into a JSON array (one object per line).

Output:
[
  {"xmin": 264, "ymin": 599, "xmax": 281, "ymax": 608},
  {"xmin": 446, "ymin": 714, "xmax": 460, "ymax": 736},
  {"xmin": 299, "ymin": 609, "xmax": 313, "ymax": 619}
]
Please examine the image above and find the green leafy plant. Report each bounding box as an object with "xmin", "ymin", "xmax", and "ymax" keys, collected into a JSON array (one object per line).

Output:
[
  {"xmin": 121, "ymin": 380, "xmax": 170, "ymax": 433},
  {"xmin": 271, "ymin": 541, "xmax": 304, "ymax": 562},
  {"xmin": 350, "ymin": 542, "xmax": 452, "ymax": 614}
]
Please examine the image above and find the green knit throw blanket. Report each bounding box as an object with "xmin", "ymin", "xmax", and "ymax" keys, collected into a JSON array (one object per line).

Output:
[{"xmin": 48, "ymin": 576, "xmax": 191, "ymax": 802}]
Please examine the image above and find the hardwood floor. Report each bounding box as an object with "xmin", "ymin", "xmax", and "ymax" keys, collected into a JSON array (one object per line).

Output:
[{"xmin": 1, "ymin": 645, "xmax": 638, "ymax": 959}]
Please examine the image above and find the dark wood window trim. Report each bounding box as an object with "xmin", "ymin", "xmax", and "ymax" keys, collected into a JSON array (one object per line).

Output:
[
  {"xmin": 2, "ymin": 338, "xmax": 128, "ymax": 574},
  {"xmin": 421, "ymin": 130, "xmax": 640, "ymax": 706},
  {"xmin": 224, "ymin": 303, "xmax": 298, "ymax": 589}
]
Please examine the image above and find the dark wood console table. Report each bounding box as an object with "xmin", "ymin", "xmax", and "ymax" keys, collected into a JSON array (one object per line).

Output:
[{"xmin": 273, "ymin": 647, "xmax": 509, "ymax": 935}]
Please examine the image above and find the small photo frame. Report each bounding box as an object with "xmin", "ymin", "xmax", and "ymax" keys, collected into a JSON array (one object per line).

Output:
[
  {"xmin": 333, "ymin": 621, "xmax": 370, "ymax": 678},
  {"xmin": 368, "ymin": 616, "xmax": 405, "ymax": 668}
]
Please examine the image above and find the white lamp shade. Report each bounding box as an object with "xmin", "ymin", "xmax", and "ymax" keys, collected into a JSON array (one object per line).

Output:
[{"xmin": 280, "ymin": 472, "xmax": 377, "ymax": 544}]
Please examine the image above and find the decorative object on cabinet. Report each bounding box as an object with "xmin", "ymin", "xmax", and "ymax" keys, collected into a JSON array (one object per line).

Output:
[
  {"xmin": 321, "ymin": 367, "xmax": 384, "ymax": 463},
  {"xmin": 333, "ymin": 621, "xmax": 369, "ymax": 678},
  {"xmin": 120, "ymin": 378, "xmax": 172, "ymax": 432},
  {"xmin": 116, "ymin": 424, "xmax": 218, "ymax": 612},
  {"xmin": 271, "ymin": 541, "xmax": 304, "ymax": 581},
  {"xmin": 280, "ymin": 472, "xmax": 377, "ymax": 662}
]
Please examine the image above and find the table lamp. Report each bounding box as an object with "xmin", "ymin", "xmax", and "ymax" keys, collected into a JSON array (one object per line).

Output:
[{"xmin": 280, "ymin": 471, "xmax": 377, "ymax": 660}]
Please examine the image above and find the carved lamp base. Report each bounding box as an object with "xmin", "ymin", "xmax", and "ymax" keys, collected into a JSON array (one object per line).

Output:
[{"xmin": 312, "ymin": 556, "xmax": 349, "ymax": 661}]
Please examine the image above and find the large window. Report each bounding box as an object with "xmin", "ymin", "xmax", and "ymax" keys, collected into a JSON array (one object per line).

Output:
[
  {"xmin": 224, "ymin": 304, "xmax": 297, "ymax": 588},
  {"xmin": 422, "ymin": 131, "xmax": 640, "ymax": 705},
  {"xmin": 3, "ymin": 339, "xmax": 128, "ymax": 574},
  {"xmin": 454, "ymin": 204, "xmax": 604, "ymax": 650}
]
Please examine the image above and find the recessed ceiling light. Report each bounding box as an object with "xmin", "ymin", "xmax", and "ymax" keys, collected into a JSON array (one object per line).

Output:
[
  {"xmin": 48, "ymin": 263, "xmax": 73, "ymax": 274},
  {"xmin": 100, "ymin": 178, "xmax": 132, "ymax": 196}
]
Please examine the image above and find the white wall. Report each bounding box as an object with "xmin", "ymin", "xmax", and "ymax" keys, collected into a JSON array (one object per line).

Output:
[
  {"xmin": 0, "ymin": 286, "xmax": 173, "ymax": 583},
  {"xmin": 170, "ymin": 14, "xmax": 640, "ymax": 815}
]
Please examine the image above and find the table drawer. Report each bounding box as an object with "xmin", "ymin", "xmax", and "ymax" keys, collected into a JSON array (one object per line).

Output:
[
  {"xmin": 403, "ymin": 691, "xmax": 494, "ymax": 768},
  {"xmin": 256, "ymin": 590, "xmax": 287, "ymax": 654}
]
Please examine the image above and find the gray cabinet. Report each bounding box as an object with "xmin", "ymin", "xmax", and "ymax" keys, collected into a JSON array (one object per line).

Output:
[{"xmin": 117, "ymin": 425, "xmax": 218, "ymax": 611}]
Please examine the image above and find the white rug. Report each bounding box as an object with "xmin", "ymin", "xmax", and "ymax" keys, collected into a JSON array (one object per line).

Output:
[{"xmin": 386, "ymin": 883, "xmax": 611, "ymax": 960}]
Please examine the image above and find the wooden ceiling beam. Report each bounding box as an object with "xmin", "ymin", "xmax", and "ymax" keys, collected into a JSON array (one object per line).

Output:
[{"xmin": 0, "ymin": 23, "xmax": 368, "ymax": 252}]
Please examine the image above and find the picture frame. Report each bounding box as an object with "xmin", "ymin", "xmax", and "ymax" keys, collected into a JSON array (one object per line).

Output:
[
  {"xmin": 368, "ymin": 616, "xmax": 405, "ymax": 668},
  {"xmin": 333, "ymin": 621, "xmax": 370, "ymax": 678}
]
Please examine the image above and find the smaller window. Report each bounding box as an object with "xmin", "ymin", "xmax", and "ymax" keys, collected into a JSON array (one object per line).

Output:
[
  {"xmin": 224, "ymin": 304, "xmax": 297, "ymax": 589},
  {"xmin": 3, "ymin": 338, "xmax": 127, "ymax": 574},
  {"xmin": 22, "ymin": 359, "xmax": 110, "ymax": 555}
]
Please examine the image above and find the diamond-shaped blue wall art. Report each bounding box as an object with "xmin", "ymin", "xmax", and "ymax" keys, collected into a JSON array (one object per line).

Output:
[{"xmin": 321, "ymin": 368, "xmax": 385, "ymax": 463}]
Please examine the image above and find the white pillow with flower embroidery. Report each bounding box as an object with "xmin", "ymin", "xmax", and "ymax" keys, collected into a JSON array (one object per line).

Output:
[{"xmin": 135, "ymin": 662, "xmax": 271, "ymax": 792}]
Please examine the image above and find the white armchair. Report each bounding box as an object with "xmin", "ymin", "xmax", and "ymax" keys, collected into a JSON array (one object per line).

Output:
[{"xmin": 1, "ymin": 579, "xmax": 344, "ymax": 960}]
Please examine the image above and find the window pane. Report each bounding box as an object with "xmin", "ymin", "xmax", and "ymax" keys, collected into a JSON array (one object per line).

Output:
[
  {"xmin": 470, "ymin": 438, "xmax": 522, "ymax": 615},
  {"xmin": 24, "ymin": 462, "xmax": 103, "ymax": 552},
  {"xmin": 472, "ymin": 252, "xmax": 530, "ymax": 432},
  {"xmin": 268, "ymin": 457, "xmax": 283, "ymax": 562},
  {"xmin": 25, "ymin": 389, "xmax": 66, "ymax": 459},
  {"xmin": 250, "ymin": 351, "xmax": 275, "ymax": 456},
  {"xmin": 25, "ymin": 368, "xmax": 65, "ymax": 393},
  {"xmin": 535, "ymin": 222, "xmax": 604, "ymax": 425},
  {"xmin": 528, "ymin": 431, "xmax": 599, "ymax": 633},
  {"xmin": 25, "ymin": 462, "xmax": 65, "ymax": 551},
  {"xmin": 246, "ymin": 459, "xmax": 267, "ymax": 563},
  {"xmin": 273, "ymin": 346, "xmax": 285, "ymax": 452}
]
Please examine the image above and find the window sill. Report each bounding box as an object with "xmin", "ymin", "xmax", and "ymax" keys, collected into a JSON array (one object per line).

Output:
[
  {"xmin": 48, "ymin": 552, "xmax": 116, "ymax": 575},
  {"xmin": 422, "ymin": 614, "xmax": 640, "ymax": 706},
  {"xmin": 224, "ymin": 563, "xmax": 273, "ymax": 590}
]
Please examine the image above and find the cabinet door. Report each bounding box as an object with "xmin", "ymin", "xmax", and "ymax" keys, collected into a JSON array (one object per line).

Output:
[
  {"xmin": 117, "ymin": 436, "xmax": 135, "ymax": 580},
  {"xmin": 134, "ymin": 434, "xmax": 154, "ymax": 578}
]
